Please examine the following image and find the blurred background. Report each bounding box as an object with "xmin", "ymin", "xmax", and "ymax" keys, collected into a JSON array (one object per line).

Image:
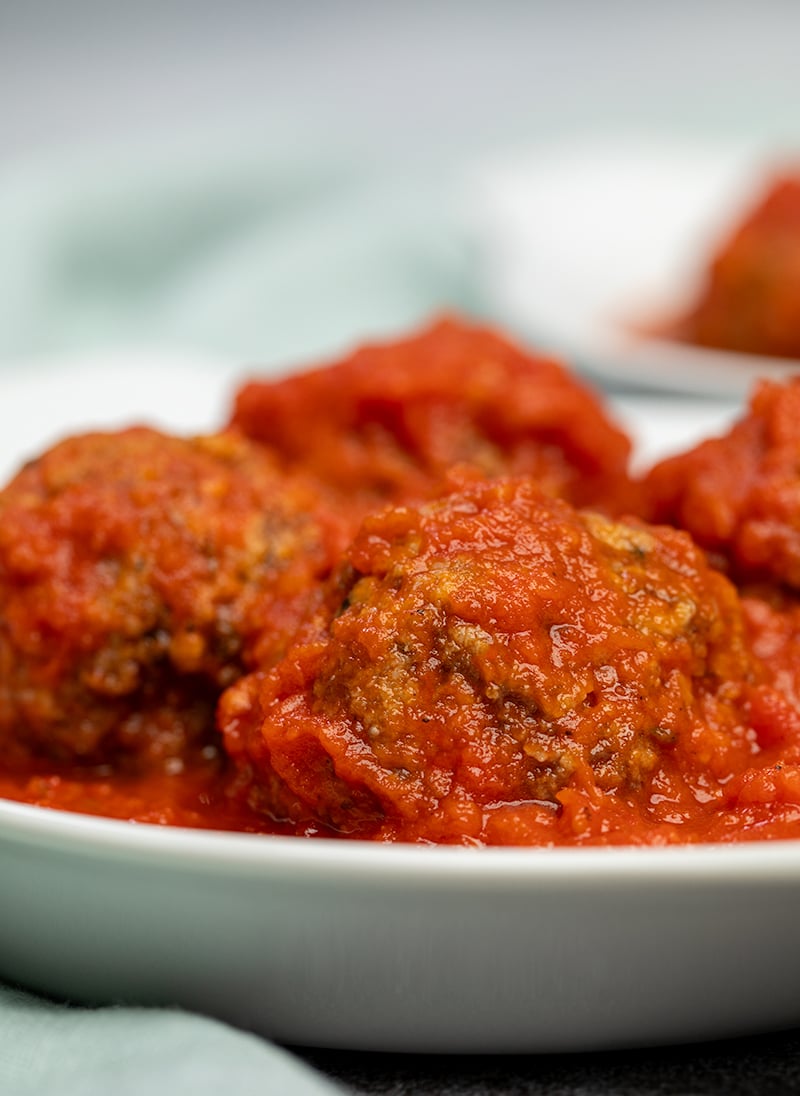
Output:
[{"xmin": 1, "ymin": 0, "xmax": 800, "ymax": 374}]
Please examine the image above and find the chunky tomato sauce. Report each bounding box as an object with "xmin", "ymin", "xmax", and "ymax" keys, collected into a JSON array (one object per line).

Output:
[
  {"xmin": 5, "ymin": 316, "xmax": 800, "ymax": 846},
  {"xmin": 0, "ymin": 754, "xmax": 256, "ymax": 831}
]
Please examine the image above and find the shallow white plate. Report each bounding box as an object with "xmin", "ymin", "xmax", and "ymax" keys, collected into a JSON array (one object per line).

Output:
[
  {"xmin": 0, "ymin": 354, "xmax": 781, "ymax": 1053},
  {"xmin": 471, "ymin": 136, "xmax": 800, "ymax": 397}
]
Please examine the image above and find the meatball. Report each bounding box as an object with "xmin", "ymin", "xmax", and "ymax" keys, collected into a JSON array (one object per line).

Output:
[
  {"xmin": 676, "ymin": 175, "xmax": 800, "ymax": 359},
  {"xmin": 230, "ymin": 316, "xmax": 634, "ymax": 521},
  {"xmin": 0, "ymin": 427, "xmax": 344, "ymax": 768},
  {"xmin": 645, "ymin": 378, "xmax": 800, "ymax": 588},
  {"xmin": 220, "ymin": 477, "xmax": 759, "ymax": 845},
  {"xmin": 741, "ymin": 588, "xmax": 800, "ymax": 711}
]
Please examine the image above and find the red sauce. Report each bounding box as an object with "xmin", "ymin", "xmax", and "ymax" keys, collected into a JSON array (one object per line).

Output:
[
  {"xmin": 231, "ymin": 316, "xmax": 637, "ymax": 522},
  {"xmin": 0, "ymin": 755, "xmax": 252, "ymax": 830},
  {"xmin": 219, "ymin": 475, "xmax": 800, "ymax": 846},
  {"xmin": 5, "ymin": 316, "xmax": 800, "ymax": 846},
  {"xmin": 645, "ymin": 377, "xmax": 800, "ymax": 589},
  {"xmin": 0, "ymin": 753, "xmax": 341, "ymax": 836}
]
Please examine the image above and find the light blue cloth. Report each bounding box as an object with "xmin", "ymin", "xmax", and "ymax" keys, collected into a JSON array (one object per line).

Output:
[
  {"xmin": 0, "ymin": 985, "xmax": 343, "ymax": 1095},
  {"xmin": 0, "ymin": 134, "xmax": 478, "ymax": 369}
]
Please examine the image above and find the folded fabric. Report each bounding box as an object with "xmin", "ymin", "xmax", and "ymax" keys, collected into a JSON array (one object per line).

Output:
[
  {"xmin": 0, "ymin": 132, "xmax": 476, "ymax": 368},
  {"xmin": 0, "ymin": 984, "xmax": 343, "ymax": 1096}
]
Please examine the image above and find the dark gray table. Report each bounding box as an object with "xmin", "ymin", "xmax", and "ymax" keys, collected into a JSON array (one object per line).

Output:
[{"xmin": 300, "ymin": 1028, "xmax": 800, "ymax": 1095}]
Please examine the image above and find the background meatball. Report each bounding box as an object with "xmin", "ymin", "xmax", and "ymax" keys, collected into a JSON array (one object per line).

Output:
[
  {"xmin": 0, "ymin": 427, "xmax": 344, "ymax": 768},
  {"xmin": 230, "ymin": 316, "xmax": 634, "ymax": 521},
  {"xmin": 676, "ymin": 175, "xmax": 800, "ymax": 359},
  {"xmin": 221, "ymin": 477, "xmax": 759, "ymax": 845},
  {"xmin": 645, "ymin": 378, "xmax": 800, "ymax": 589}
]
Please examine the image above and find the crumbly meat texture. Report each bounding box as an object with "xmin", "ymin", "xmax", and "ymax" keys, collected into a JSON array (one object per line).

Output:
[
  {"xmin": 644, "ymin": 378, "xmax": 800, "ymax": 589},
  {"xmin": 0, "ymin": 427, "xmax": 345, "ymax": 769},
  {"xmin": 230, "ymin": 316, "xmax": 635, "ymax": 521},
  {"xmin": 220, "ymin": 477, "xmax": 761, "ymax": 845},
  {"xmin": 675, "ymin": 175, "xmax": 800, "ymax": 359}
]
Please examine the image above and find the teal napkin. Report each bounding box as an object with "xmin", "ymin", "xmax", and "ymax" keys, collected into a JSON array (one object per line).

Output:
[
  {"xmin": 0, "ymin": 133, "xmax": 477, "ymax": 368},
  {"xmin": 0, "ymin": 985, "xmax": 343, "ymax": 1096}
]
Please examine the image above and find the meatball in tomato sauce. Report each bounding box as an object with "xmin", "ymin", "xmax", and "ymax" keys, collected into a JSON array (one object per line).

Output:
[
  {"xmin": 645, "ymin": 378, "xmax": 800, "ymax": 589},
  {"xmin": 0, "ymin": 428, "xmax": 344, "ymax": 769},
  {"xmin": 230, "ymin": 317, "xmax": 635, "ymax": 522},
  {"xmin": 221, "ymin": 477, "xmax": 762, "ymax": 845}
]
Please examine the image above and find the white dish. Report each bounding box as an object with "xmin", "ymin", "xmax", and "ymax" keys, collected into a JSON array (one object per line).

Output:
[
  {"xmin": 0, "ymin": 354, "xmax": 781, "ymax": 1053},
  {"xmin": 5, "ymin": 799, "xmax": 800, "ymax": 1053},
  {"xmin": 471, "ymin": 136, "xmax": 800, "ymax": 397}
]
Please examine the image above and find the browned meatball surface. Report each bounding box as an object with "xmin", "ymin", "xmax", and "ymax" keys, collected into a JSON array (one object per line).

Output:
[
  {"xmin": 221, "ymin": 477, "xmax": 760, "ymax": 845},
  {"xmin": 0, "ymin": 427, "xmax": 345, "ymax": 769}
]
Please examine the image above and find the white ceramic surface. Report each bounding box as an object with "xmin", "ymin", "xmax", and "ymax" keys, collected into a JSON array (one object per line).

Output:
[
  {"xmin": 0, "ymin": 356, "xmax": 785, "ymax": 1053},
  {"xmin": 471, "ymin": 137, "xmax": 800, "ymax": 397},
  {"xmin": 4, "ymin": 799, "xmax": 800, "ymax": 1052}
]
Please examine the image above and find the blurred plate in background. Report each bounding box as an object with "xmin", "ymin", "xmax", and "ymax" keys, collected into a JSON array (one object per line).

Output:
[{"xmin": 470, "ymin": 136, "xmax": 800, "ymax": 396}]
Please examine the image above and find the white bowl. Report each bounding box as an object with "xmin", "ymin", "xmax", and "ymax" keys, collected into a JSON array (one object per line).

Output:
[
  {"xmin": 3, "ymin": 797, "xmax": 800, "ymax": 1052},
  {"xmin": 0, "ymin": 352, "xmax": 777, "ymax": 1052},
  {"xmin": 470, "ymin": 136, "xmax": 800, "ymax": 397}
]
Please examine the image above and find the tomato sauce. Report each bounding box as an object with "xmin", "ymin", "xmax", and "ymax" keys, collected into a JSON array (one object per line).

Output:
[
  {"xmin": 231, "ymin": 316, "xmax": 637, "ymax": 521},
  {"xmin": 5, "ymin": 317, "xmax": 800, "ymax": 847},
  {"xmin": 0, "ymin": 755, "xmax": 248, "ymax": 831},
  {"xmin": 219, "ymin": 475, "xmax": 800, "ymax": 846}
]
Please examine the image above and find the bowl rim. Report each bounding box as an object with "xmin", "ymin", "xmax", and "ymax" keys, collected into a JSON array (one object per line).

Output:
[{"xmin": 3, "ymin": 795, "xmax": 800, "ymax": 889}]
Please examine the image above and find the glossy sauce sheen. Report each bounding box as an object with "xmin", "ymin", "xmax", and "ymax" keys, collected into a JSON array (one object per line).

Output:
[{"xmin": 5, "ymin": 317, "xmax": 800, "ymax": 846}]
